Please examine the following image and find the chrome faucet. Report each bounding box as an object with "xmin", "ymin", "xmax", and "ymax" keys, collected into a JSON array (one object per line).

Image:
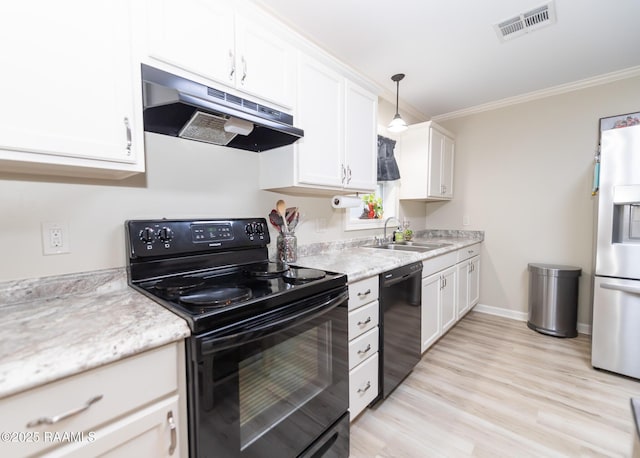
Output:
[{"xmin": 383, "ymin": 216, "xmax": 401, "ymax": 243}]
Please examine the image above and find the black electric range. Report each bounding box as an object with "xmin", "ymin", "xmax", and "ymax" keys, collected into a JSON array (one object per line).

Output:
[
  {"xmin": 125, "ymin": 218, "xmax": 350, "ymax": 458},
  {"xmin": 126, "ymin": 218, "xmax": 347, "ymax": 334}
]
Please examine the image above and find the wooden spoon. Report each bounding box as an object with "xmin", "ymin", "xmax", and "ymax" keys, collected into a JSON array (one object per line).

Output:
[{"xmin": 276, "ymin": 199, "xmax": 289, "ymax": 233}]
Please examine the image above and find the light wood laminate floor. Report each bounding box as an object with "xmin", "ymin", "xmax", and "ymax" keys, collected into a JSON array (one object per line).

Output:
[{"xmin": 350, "ymin": 311, "xmax": 640, "ymax": 457}]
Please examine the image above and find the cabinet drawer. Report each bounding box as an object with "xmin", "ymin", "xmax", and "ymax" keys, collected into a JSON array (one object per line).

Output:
[
  {"xmin": 348, "ymin": 276, "xmax": 379, "ymax": 311},
  {"xmin": 422, "ymin": 251, "xmax": 457, "ymax": 278},
  {"xmin": 349, "ymin": 352, "xmax": 379, "ymax": 421},
  {"xmin": 348, "ymin": 327, "xmax": 379, "ymax": 370},
  {"xmin": 0, "ymin": 344, "xmax": 178, "ymax": 458},
  {"xmin": 457, "ymin": 243, "xmax": 481, "ymax": 263},
  {"xmin": 48, "ymin": 395, "xmax": 180, "ymax": 458},
  {"xmin": 348, "ymin": 300, "xmax": 379, "ymax": 340}
]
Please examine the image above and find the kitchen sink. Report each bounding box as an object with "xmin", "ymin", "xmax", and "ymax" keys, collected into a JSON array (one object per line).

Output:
[
  {"xmin": 363, "ymin": 241, "xmax": 452, "ymax": 252},
  {"xmin": 401, "ymin": 241, "xmax": 452, "ymax": 249}
]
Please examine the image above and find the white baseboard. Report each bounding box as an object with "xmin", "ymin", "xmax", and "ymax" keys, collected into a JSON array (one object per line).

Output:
[{"xmin": 473, "ymin": 303, "xmax": 592, "ymax": 335}]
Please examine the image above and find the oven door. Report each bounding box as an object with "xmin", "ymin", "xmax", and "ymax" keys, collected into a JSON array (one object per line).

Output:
[{"xmin": 187, "ymin": 287, "xmax": 349, "ymax": 458}]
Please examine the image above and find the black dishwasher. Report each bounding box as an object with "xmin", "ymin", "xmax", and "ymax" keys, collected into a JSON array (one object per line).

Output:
[{"xmin": 378, "ymin": 261, "xmax": 423, "ymax": 400}]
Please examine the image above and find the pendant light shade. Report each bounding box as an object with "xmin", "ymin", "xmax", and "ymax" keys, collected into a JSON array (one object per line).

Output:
[{"xmin": 387, "ymin": 73, "xmax": 408, "ymax": 133}]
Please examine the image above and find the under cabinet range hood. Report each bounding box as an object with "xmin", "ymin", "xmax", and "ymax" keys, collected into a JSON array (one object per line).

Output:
[{"xmin": 141, "ymin": 64, "xmax": 303, "ymax": 152}]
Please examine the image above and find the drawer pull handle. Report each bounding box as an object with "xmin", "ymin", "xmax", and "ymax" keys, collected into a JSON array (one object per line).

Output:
[
  {"xmin": 357, "ymin": 381, "xmax": 371, "ymax": 394},
  {"xmin": 357, "ymin": 289, "xmax": 371, "ymax": 297},
  {"xmin": 357, "ymin": 317, "xmax": 372, "ymax": 326},
  {"xmin": 26, "ymin": 394, "xmax": 103, "ymax": 428},
  {"xmin": 357, "ymin": 344, "xmax": 372, "ymax": 355},
  {"xmin": 168, "ymin": 410, "xmax": 177, "ymax": 455}
]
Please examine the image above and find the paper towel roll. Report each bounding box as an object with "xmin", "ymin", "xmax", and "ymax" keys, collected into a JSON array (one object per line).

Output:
[{"xmin": 331, "ymin": 195, "xmax": 362, "ymax": 209}]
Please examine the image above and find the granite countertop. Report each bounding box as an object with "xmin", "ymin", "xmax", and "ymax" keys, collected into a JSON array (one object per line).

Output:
[
  {"xmin": 0, "ymin": 268, "xmax": 190, "ymax": 399},
  {"xmin": 295, "ymin": 231, "xmax": 484, "ymax": 282},
  {"xmin": 0, "ymin": 230, "xmax": 482, "ymax": 400}
]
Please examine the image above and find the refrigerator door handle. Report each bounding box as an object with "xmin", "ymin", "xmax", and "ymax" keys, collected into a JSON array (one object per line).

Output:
[{"xmin": 601, "ymin": 283, "xmax": 640, "ymax": 296}]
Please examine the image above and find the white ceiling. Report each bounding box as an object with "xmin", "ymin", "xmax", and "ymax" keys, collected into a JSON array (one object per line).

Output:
[{"xmin": 253, "ymin": 0, "xmax": 640, "ymax": 119}]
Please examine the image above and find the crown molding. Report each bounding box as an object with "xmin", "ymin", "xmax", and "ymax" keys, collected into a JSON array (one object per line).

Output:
[{"xmin": 432, "ymin": 65, "xmax": 640, "ymax": 122}]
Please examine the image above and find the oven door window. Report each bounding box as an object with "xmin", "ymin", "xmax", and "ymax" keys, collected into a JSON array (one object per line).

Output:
[
  {"xmin": 190, "ymin": 302, "xmax": 348, "ymax": 457},
  {"xmin": 239, "ymin": 323, "xmax": 331, "ymax": 448}
]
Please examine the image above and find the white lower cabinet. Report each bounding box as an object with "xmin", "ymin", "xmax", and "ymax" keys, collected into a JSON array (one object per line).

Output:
[
  {"xmin": 347, "ymin": 276, "xmax": 380, "ymax": 421},
  {"xmin": 457, "ymin": 244, "xmax": 481, "ymax": 319},
  {"xmin": 0, "ymin": 342, "xmax": 186, "ymax": 458},
  {"xmin": 439, "ymin": 266, "xmax": 458, "ymax": 334},
  {"xmin": 421, "ymin": 265, "xmax": 457, "ymax": 353},
  {"xmin": 458, "ymin": 255, "xmax": 480, "ymax": 319},
  {"xmin": 47, "ymin": 395, "xmax": 180, "ymax": 458},
  {"xmin": 421, "ymin": 274, "xmax": 441, "ymax": 353},
  {"xmin": 348, "ymin": 353, "xmax": 379, "ymax": 420},
  {"xmin": 421, "ymin": 245, "xmax": 481, "ymax": 353}
]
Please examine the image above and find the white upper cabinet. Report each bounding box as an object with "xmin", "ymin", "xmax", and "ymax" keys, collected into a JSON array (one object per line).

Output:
[
  {"xmin": 146, "ymin": 0, "xmax": 235, "ymax": 86},
  {"xmin": 399, "ymin": 121, "xmax": 455, "ymax": 200},
  {"xmin": 146, "ymin": 0, "xmax": 295, "ymax": 108},
  {"xmin": 343, "ymin": 80, "xmax": 378, "ymax": 191},
  {"xmin": 259, "ymin": 54, "xmax": 377, "ymax": 194},
  {"xmin": 0, "ymin": 0, "xmax": 144, "ymax": 179},
  {"xmin": 234, "ymin": 14, "xmax": 296, "ymax": 108},
  {"xmin": 296, "ymin": 56, "xmax": 344, "ymax": 188}
]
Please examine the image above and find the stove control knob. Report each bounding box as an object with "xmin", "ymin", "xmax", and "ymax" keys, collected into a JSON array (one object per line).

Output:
[
  {"xmin": 158, "ymin": 227, "xmax": 173, "ymax": 242},
  {"xmin": 245, "ymin": 223, "xmax": 254, "ymax": 235},
  {"xmin": 139, "ymin": 227, "xmax": 156, "ymax": 243},
  {"xmin": 254, "ymin": 222, "xmax": 264, "ymax": 234}
]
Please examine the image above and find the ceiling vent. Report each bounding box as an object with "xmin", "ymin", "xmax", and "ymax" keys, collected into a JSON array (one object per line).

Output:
[{"xmin": 494, "ymin": 1, "xmax": 557, "ymax": 42}]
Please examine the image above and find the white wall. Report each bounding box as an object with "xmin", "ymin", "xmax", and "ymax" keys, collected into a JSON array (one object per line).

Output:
[
  {"xmin": 0, "ymin": 100, "xmax": 422, "ymax": 282},
  {"xmin": 432, "ymin": 75, "xmax": 640, "ymax": 326}
]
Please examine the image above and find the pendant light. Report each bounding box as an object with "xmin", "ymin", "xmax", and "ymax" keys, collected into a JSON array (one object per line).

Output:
[{"xmin": 387, "ymin": 73, "xmax": 408, "ymax": 133}]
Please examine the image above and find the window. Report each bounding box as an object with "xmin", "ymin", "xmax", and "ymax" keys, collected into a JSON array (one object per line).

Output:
[{"xmin": 344, "ymin": 180, "xmax": 399, "ymax": 231}]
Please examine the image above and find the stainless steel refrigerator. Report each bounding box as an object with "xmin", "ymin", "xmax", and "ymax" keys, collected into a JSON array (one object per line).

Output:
[{"xmin": 592, "ymin": 115, "xmax": 640, "ymax": 378}]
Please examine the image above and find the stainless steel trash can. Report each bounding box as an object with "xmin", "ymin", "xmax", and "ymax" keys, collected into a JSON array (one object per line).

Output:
[{"xmin": 527, "ymin": 263, "xmax": 581, "ymax": 338}]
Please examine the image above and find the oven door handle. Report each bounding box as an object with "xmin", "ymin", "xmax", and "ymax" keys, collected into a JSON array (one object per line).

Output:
[{"xmin": 200, "ymin": 289, "xmax": 349, "ymax": 354}]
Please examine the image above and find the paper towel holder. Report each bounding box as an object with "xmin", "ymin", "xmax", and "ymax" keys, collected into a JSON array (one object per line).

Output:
[{"xmin": 331, "ymin": 195, "xmax": 362, "ymax": 209}]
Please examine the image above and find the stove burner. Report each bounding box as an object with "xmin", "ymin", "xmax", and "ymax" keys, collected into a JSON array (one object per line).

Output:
[
  {"xmin": 179, "ymin": 286, "xmax": 253, "ymax": 307},
  {"xmin": 283, "ymin": 268, "xmax": 326, "ymax": 284},
  {"xmin": 244, "ymin": 262, "xmax": 290, "ymax": 278},
  {"xmin": 153, "ymin": 277, "xmax": 205, "ymax": 293}
]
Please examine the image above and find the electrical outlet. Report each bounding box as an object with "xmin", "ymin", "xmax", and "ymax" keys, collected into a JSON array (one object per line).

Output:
[
  {"xmin": 42, "ymin": 222, "xmax": 70, "ymax": 255},
  {"xmin": 463, "ymin": 215, "xmax": 470, "ymax": 226}
]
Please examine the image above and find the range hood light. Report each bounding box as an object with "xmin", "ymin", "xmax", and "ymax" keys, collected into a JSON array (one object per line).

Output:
[{"xmin": 224, "ymin": 117, "xmax": 254, "ymax": 136}]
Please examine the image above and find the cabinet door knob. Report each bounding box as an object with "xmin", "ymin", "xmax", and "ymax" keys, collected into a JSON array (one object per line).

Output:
[
  {"xmin": 167, "ymin": 410, "xmax": 177, "ymax": 455},
  {"xmin": 26, "ymin": 394, "xmax": 103, "ymax": 427},
  {"xmin": 357, "ymin": 289, "xmax": 371, "ymax": 297},
  {"xmin": 346, "ymin": 165, "xmax": 352, "ymax": 184},
  {"xmin": 357, "ymin": 344, "xmax": 372, "ymax": 355}
]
